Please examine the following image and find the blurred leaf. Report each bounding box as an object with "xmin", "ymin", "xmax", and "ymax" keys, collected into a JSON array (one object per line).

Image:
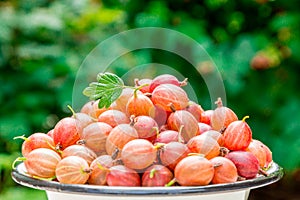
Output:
[
  {"xmin": 269, "ymin": 12, "xmax": 300, "ymax": 31},
  {"xmin": 134, "ymin": 0, "xmax": 169, "ymax": 27},
  {"xmin": 212, "ymin": 35, "xmax": 256, "ymax": 95},
  {"xmin": 17, "ymin": 44, "xmax": 63, "ymax": 59},
  {"xmin": 271, "ymin": 136, "xmax": 300, "ymax": 171},
  {"xmin": 0, "ymin": 113, "xmax": 30, "ymax": 140},
  {"xmin": 288, "ymin": 38, "xmax": 300, "ymax": 62},
  {"xmin": 173, "ymin": 13, "xmax": 206, "ymax": 40},
  {"xmin": 0, "ymin": 186, "xmax": 47, "ymax": 200},
  {"xmin": 0, "ymin": 6, "xmax": 15, "ymax": 42},
  {"xmin": 19, "ymin": 9, "xmax": 63, "ymax": 32},
  {"xmin": 205, "ymin": 0, "xmax": 229, "ymax": 10},
  {"xmin": 227, "ymin": 12, "xmax": 244, "ymax": 34},
  {"xmin": 135, "ymin": 12, "xmax": 164, "ymax": 27}
]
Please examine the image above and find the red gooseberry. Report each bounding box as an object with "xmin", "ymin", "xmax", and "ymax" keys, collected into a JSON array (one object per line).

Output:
[
  {"xmin": 211, "ymin": 98, "xmax": 238, "ymax": 132},
  {"xmin": 174, "ymin": 155, "xmax": 214, "ymax": 186},
  {"xmin": 225, "ymin": 151, "xmax": 260, "ymax": 179},
  {"xmin": 210, "ymin": 156, "xmax": 238, "ymax": 184},
  {"xmin": 223, "ymin": 116, "xmax": 252, "ymax": 151},
  {"xmin": 79, "ymin": 122, "xmax": 112, "ymax": 156},
  {"xmin": 55, "ymin": 156, "xmax": 90, "ymax": 184},
  {"xmin": 105, "ymin": 124, "xmax": 138, "ymax": 158},
  {"xmin": 121, "ymin": 139, "xmax": 157, "ymax": 170},
  {"xmin": 187, "ymin": 134, "xmax": 220, "ymax": 159},
  {"xmin": 167, "ymin": 110, "xmax": 199, "ymax": 143},
  {"xmin": 106, "ymin": 165, "xmax": 141, "ymax": 186},
  {"xmin": 24, "ymin": 148, "xmax": 61, "ymax": 178},
  {"xmin": 151, "ymin": 84, "xmax": 189, "ymax": 112},
  {"xmin": 142, "ymin": 165, "xmax": 174, "ymax": 187}
]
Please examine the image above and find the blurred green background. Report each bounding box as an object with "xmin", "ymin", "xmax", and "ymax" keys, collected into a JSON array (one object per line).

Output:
[{"xmin": 1, "ymin": 0, "xmax": 300, "ymax": 199}]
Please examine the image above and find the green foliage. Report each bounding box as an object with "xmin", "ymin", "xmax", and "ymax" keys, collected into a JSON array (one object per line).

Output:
[
  {"xmin": 1, "ymin": 187, "xmax": 46, "ymax": 200},
  {"xmin": 1, "ymin": 0, "xmax": 300, "ymax": 198}
]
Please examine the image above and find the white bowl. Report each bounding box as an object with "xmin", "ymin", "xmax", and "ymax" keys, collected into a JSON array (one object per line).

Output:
[{"xmin": 12, "ymin": 162, "xmax": 283, "ymax": 200}]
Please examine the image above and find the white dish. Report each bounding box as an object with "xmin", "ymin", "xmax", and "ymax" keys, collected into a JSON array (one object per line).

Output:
[{"xmin": 12, "ymin": 162, "xmax": 283, "ymax": 200}]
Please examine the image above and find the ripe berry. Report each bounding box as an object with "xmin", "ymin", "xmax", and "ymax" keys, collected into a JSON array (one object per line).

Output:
[
  {"xmin": 47, "ymin": 129, "xmax": 54, "ymax": 138},
  {"xmin": 260, "ymin": 141, "xmax": 273, "ymax": 169},
  {"xmin": 167, "ymin": 110, "xmax": 199, "ymax": 143},
  {"xmin": 210, "ymin": 156, "xmax": 238, "ymax": 184},
  {"xmin": 16, "ymin": 133, "xmax": 55, "ymax": 157},
  {"xmin": 133, "ymin": 115, "xmax": 158, "ymax": 142},
  {"xmin": 201, "ymin": 130, "xmax": 224, "ymax": 146},
  {"xmin": 107, "ymin": 165, "xmax": 141, "ymax": 186},
  {"xmin": 105, "ymin": 124, "xmax": 138, "ymax": 158},
  {"xmin": 88, "ymin": 155, "xmax": 114, "ymax": 185},
  {"xmin": 98, "ymin": 110, "xmax": 129, "ymax": 128},
  {"xmin": 187, "ymin": 135, "xmax": 220, "ymax": 159},
  {"xmin": 80, "ymin": 122, "xmax": 112, "ymax": 156},
  {"xmin": 53, "ymin": 117, "xmax": 82, "ymax": 150},
  {"xmin": 67, "ymin": 105, "xmax": 94, "ymax": 129},
  {"xmin": 126, "ymin": 93, "xmax": 154, "ymax": 117},
  {"xmin": 142, "ymin": 165, "xmax": 173, "ymax": 187},
  {"xmin": 121, "ymin": 139, "xmax": 157, "ymax": 170},
  {"xmin": 151, "ymin": 84, "xmax": 189, "ymax": 112},
  {"xmin": 185, "ymin": 101, "xmax": 204, "ymax": 122},
  {"xmin": 225, "ymin": 151, "xmax": 260, "ymax": 179},
  {"xmin": 247, "ymin": 139, "xmax": 270, "ymax": 168},
  {"xmin": 55, "ymin": 156, "xmax": 90, "ymax": 184},
  {"xmin": 81, "ymin": 100, "xmax": 108, "ymax": 118},
  {"xmin": 149, "ymin": 74, "xmax": 187, "ymax": 92},
  {"xmin": 24, "ymin": 148, "xmax": 61, "ymax": 178},
  {"xmin": 159, "ymin": 142, "xmax": 190, "ymax": 171},
  {"xmin": 197, "ymin": 122, "xmax": 213, "ymax": 135},
  {"xmin": 155, "ymin": 129, "xmax": 184, "ymax": 144},
  {"xmin": 223, "ymin": 116, "xmax": 252, "ymax": 151},
  {"xmin": 61, "ymin": 144, "xmax": 97, "ymax": 165},
  {"xmin": 134, "ymin": 78, "xmax": 152, "ymax": 93},
  {"xmin": 200, "ymin": 110, "xmax": 213, "ymax": 125},
  {"xmin": 174, "ymin": 155, "xmax": 214, "ymax": 186},
  {"xmin": 72, "ymin": 112, "xmax": 94, "ymax": 129},
  {"xmin": 111, "ymin": 88, "xmax": 142, "ymax": 114},
  {"xmin": 211, "ymin": 98, "xmax": 238, "ymax": 131},
  {"xmin": 149, "ymin": 104, "xmax": 170, "ymax": 127}
]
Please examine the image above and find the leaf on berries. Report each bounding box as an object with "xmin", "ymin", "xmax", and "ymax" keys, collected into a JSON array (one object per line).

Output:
[{"xmin": 83, "ymin": 72, "xmax": 124, "ymax": 108}]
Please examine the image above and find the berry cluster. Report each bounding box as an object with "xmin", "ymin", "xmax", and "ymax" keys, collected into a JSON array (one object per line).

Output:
[{"xmin": 14, "ymin": 73, "xmax": 273, "ymax": 187}]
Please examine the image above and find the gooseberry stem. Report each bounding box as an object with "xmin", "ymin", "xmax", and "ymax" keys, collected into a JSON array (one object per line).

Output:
[
  {"xmin": 96, "ymin": 162, "xmax": 110, "ymax": 172},
  {"xmin": 242, "ymin": 116, "xmax": 250, "ymax": 122},
  {"xmin": 215, "ymin": 97, "xmax": 223, "ymax": 108},
  {"xmin": 12, "ymin": 157, "xmax": 27, "ymax": 169},
  {"xmin": 80, "ymin": 167, "xmax": 92, "ymax": 174},
  {"xmin": 152, "ymin": 127, "xmax": 160, "ymax": 138},
  {"xmin": 178, "ymin": 125, "xmax": 185, "ymax": 143},
  {"xmin": 133, "ymin": 83, "xmax": 149, "ymax": 98},
  {"xmin": 180, "ymin": 78, "xmax": 188, "ymax": 87},
  {"xmin": 13, "ymin": 135, "xmax": 29, "ymax": 142},
  {"xmin": 129, "ymin": 115, "xmax": 135, "ymax": 126},
  {"xmin": 32, "ymin": 175, "xmax": 56, "ymax": 181},
  {"xmin": 149, "ymin": 168, "xmax": 156, "ymax": 179},
  {"xmin": 165, "ymin": 178, "xmax": 177, "ymax": 187},
  {"xmin": 154, "ymin": 143, "xmax": 165, "ymax": 150},
  {"xmin": 169, "ymin": 103, "xmax": 177, "ymax": 112},
  {"xmin": 67, "ymin": 105, "xmax": 76, "ymax": 118}
]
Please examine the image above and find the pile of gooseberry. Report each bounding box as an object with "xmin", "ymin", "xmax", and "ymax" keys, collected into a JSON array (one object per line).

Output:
[{"xmin": 13, "ymin": 73, "xmax": 273, "ymax": 187}]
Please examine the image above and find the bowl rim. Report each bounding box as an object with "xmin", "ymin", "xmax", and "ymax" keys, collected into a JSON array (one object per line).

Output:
[{"xmin": 11, "ymin": 162, "xmax": 284, "ymax": 196}]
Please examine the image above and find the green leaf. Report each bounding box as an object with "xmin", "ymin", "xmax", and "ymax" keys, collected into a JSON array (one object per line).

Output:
[{"xmin": 83, "ymin": 72, "xmax": 124, "ymax": 108}]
